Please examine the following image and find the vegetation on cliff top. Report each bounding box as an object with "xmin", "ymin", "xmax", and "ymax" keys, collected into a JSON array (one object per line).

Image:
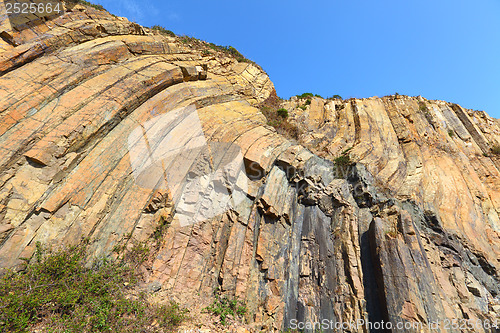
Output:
[
  {"xmin": 296, "ymin": 93, "xmax": 342, "ymax": 100},
  {"xmin": 66, "ymin": 0, "xmax": 106, "ymax": 11},
  {"xmin": 204, "ymin": 291, "xmax": 247, "ymax": 326},
  {"xmin": 151, "ymin": 25, "xmax": 176, "ymax": 37}
]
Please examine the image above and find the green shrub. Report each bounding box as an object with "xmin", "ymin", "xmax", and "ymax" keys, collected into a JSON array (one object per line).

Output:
[
  {"xmin": 179, "ymin": 35, "xmax": 197, "ymax": 44},
  {"xmin": 277, "ymin": 108, "xmax": 288, "ymax": 118},
  {"xmin": 296, "ymin": 93, "xmax": 314, "ymax": 99},
  {"xmin": 448, "ymin": 130, "xmax": 455, "ymax": 137},
  {"xmin": 153, "ymin": 213, "xmax": 172, "ymax": 242},
  {"xmin": 267, "ymin": 119, "xmax": 281, "ymax": 127},
  {"xmin": 491, "ymin": 145, "xmax": 500, "ymax": 155},
  {"xmin": 298, "ymin": 105, "xmax": 307, "ymax": 111},
  {"xmin": 0, "ymin": 242, "xmax": 187, "ymax": 332},
  {"xmin": 151, "ymin": 25, "xmax": 176, "ymax": 37},
  {"xmin": 418, "ymin": 102, "xmax": 434, "ymax": 126},
  {"xmin": 126, "ymin": 242, "xmax": 150, "ymax": 267},
  {"xmin": 205, "ymin": 293, "xmax": 246, "ymax": 326},
  {"xmin": 331, "ymin": 94, "xmax": 342, "ymax": 100},
  {"xmin": 333, "ymin": 148, "xmax": 353, "ymax": 179},
  {"xmin": 304, "ymin": 99, "xmax": 311, "ymax": 106}
]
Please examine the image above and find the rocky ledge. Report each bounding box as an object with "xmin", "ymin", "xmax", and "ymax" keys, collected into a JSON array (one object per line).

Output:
[{"xmin": 0, "ymin": 2, "xmax": 499, "ymax": 332}]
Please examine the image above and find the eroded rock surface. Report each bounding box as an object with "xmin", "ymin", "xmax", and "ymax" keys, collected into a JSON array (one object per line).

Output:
[{"xmin": 0, "ymin": 3, "xmax": 499, "ymax": 332}]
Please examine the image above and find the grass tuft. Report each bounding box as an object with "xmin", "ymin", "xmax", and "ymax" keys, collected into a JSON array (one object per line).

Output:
[
  {"xmin": 205, "ymin": 293, "xmax": 246, "ymax": 326},
  {"xmin": 67, "ymin": 0, "xmax": 106, "ymax": 11},
  {"xmin": 151, "ymin": 25, "xmax": 176, "ymax": 37},
  {"xmin": 277, "ymin": 108, "xmax": 288, "ymax": 118},
  {"xmin": 296, "ymin": 93, "xmax": 314, "ymax": 99},
  {"xmin": 333, "ymin": 148, "xmax": 353, "ymax": 179}
]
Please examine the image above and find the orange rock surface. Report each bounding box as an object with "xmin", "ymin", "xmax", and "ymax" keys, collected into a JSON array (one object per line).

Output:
[{"xmin": 0, "ymin": 3, "xmax": 499, "ymax": 332}]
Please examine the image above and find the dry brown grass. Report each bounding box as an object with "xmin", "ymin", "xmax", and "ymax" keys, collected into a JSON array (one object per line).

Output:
[{"xmin": 258, "ymin": 89, "xmax": 300, "ymax": 141}]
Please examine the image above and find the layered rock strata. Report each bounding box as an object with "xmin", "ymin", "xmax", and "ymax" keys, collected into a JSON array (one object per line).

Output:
[{"xmin": 0, "ymin": 2, "xmax": 499, "ymax": 332}]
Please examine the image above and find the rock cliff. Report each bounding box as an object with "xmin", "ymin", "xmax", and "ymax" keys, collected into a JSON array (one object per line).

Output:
[{"xmin": 0, "ymin": 2, "xmax": 499, "ymax": 332}]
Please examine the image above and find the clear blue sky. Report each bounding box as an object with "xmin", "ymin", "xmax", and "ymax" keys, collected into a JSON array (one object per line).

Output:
[{"xmin": 95, "ymin": 0, "xmax": 500, "ymax": 118}]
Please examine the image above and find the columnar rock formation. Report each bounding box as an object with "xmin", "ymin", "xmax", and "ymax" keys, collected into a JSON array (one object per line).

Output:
[{"xmin": 0, "ymin": 2, "xmax": 499, "ymax": 332}]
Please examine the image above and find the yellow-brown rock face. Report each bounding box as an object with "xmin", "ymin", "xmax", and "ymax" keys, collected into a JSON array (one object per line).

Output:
[{"xmin": 0, "ymin": 3, "xmax": 499, "ymax": 332}]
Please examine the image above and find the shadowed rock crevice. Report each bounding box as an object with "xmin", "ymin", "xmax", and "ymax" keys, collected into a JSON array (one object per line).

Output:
[{"xmin": 367, "ymin": 220, "xmax": 392, "ymax": 333}]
